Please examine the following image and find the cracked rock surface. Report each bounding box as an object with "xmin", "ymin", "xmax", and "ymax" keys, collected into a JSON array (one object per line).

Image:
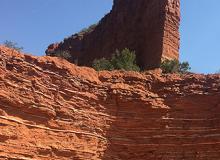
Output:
[{"xmin": 0, "ymin": 46, "xmax": 220, "ymax": 160}]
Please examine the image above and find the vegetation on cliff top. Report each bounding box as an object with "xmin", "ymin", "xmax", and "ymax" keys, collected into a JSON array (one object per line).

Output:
[
  {"xmin": 51, "ymin": 50, "xmax": 72, "ymax": 61},
  {"xmin": 92, "ymin": 48, "xmax": 140, "ymax": 72},
  {"xmin": 78, "ymin": 23, "xmax": 98, "ymax": 35},
  {"xmin": 47, "ymin": 46, "xmax": 191, "ymax": 74},
  {"xmin": 160, "ymin": 59, "xmax": 191, "ymax": 74},
  {"xmin": 3, "ymin": 40, "xmax": 23, "ymax": 52}
]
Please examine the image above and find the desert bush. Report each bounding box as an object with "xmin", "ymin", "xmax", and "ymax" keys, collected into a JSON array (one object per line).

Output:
[
  {"xmin": 179, "ymin": 61, "xmax": 191, "ymax": 73},
  {"xmin": 3, "ymin": 40, "xmax": 23, "ymax": 52},
  {"xmin": 49, "ymin": 50, "xmax": 72, "ymax": 62},
  {"xmin": 160, "ymin": 59, "xmax": 179, "ymax": 74},
  {"xmin": 160, "ymin": 59, "xmax": 191, "ymax": 74},
  {"xmin": 111, "ymin": 48, "xmax": 140, "ymax": 71},
  {"xmin": 92, "ymin": 58, "xmax": 114, "ymax": 71},
  {"xmin": 78, "ymin": 23, "xmax": 97, "ymax": 35},
  {"xmin": 92, "ymin": 48, "xmax": 140, "ymax": 72}
]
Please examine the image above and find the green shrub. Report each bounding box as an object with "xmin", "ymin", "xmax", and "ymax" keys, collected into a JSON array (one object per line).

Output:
[
  {"xmin": 92, "ymin": 58, "xmax": 114, "ymax": 71},
  {"xmin": 92, "ymin": 48, "xmax": 140, "ymax": 72},
  {"xmin": 160, "ymin": 59, "xmax": 179, "ymax": 73},
  {"xmin": 179, "ymin": 61, "xmax": 191, "ymax": 73},
  {"xmin": 49, "ymin": 50, "xmax": 72, "ymax": 62},
  {"xmin": 160, "ymin": 59, "xmax": 191, "ymax": 74},
  {"xmin": 78, "ymin": 23, "xmax": 97, "ymax": 35},
  {"xmin": 111, "ymin": 48, "xmax": 140, "ymax": 71},
  {"xmin": 3, "ymin": 40, "xmax": 23, "ymax": 52}
]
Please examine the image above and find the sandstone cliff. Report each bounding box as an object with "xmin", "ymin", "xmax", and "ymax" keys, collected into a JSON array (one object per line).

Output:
[
  {"xmin": 0, "ymin": 46, "xmax": 220, "ymax": 159},
  {"xmin": 46, "ymin": 0, "xmax": 180, "ymax": 70}
]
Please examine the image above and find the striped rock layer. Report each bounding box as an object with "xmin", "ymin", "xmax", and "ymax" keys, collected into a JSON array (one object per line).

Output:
[{"xmin": 0, "ymin": 46, "xmax": 220, "ymax": 159}]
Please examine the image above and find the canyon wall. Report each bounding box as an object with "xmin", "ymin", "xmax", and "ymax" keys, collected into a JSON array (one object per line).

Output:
[
  {"xmin": 46, "ymin": 0, "xmax": 180, "ymax": 70},
  {"xmin": 1, "ymin": 46, "xmax": 220, "ymax": 159}
]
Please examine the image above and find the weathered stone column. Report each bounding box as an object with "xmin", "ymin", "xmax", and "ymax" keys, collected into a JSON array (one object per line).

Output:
[{"xmin": 46, "ymin": 0, "xmax": 181, "ymax": 70}]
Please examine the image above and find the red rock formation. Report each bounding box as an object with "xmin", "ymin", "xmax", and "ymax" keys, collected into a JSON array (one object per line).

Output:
[
  {"xmin": 1, "ymin": 46, "xmax": 220, "ymax": 159},
  {"xmin": 46, "ymin": 0, "xmax": 180, "ymax": 70}
]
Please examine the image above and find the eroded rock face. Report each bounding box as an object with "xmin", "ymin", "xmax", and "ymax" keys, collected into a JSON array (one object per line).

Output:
[
  {"xmin": 46, "ymin": 0, "xmax": 180, "ymax": 70},
  {"xmin": 1, "ymin": 46, "xmax": 220, "ymax": 159}
]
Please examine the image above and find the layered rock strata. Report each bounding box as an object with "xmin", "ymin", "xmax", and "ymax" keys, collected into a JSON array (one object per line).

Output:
[
  {"xmin": 46, "ymin": 0, "xmax": 180, "ymax": 70},
  {"xmin": 0, "ymin": 46, "xmax": 220, "ymax": 159}
]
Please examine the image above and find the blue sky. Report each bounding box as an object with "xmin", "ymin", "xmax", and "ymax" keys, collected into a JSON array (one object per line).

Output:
[{"xmin": 0, "ymin": 0, "xmax": 219, "ymax": 73}]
